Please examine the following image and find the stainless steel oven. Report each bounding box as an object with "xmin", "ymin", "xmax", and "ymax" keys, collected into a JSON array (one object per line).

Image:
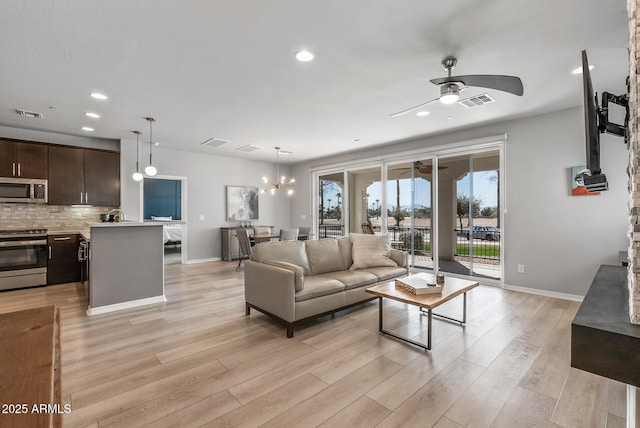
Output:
[{"xmin": 0, "ymin": 229, "xmax": 48, "ymax": 291}]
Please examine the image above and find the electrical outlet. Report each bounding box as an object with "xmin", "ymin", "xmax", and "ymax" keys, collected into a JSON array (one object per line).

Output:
[
  {"xmin": 199, "ymin": 214, "xmax": 205, "ymax": 221},
  {"xmin": 301, "ymin": 214, "xmax": 306, "ymax": 220},
  {"xmin": 517, "ymin": 264, "xmax": 525, "ymax": 273}
]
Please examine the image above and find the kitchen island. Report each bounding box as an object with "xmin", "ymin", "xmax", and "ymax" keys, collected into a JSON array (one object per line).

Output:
[{"xmin": 87, "ymin": 222, "xmax": 165, "ymax": 315}]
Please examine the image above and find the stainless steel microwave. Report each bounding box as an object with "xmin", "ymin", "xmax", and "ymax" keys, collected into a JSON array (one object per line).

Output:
[{"xmin": 0, "ymin": 177, "xmax": 47, "ymax": 203}]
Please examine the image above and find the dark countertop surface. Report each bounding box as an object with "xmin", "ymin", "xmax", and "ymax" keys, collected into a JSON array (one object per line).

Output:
[{"xmin": 571, "ymin": 264, "xmax": 640, "ymax": 386}]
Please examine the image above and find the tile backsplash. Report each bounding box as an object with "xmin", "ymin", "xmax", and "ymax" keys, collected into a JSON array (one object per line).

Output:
[{"xmin": 0, "ymin": 203, "xmax": 117, "ymax": 230}]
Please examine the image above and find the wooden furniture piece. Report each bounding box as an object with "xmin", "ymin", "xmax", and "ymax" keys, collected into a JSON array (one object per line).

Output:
[
  {"xmin": 362, "ymin": 222, "xmax": 374, "ymax": 234},
  {"xmin": 221, "ymin": 227, "xmax": 251, "ymax": 261},
  {"xmin": 366, "ymin": 275, "xmax": 479, "ymax": 350},
  {"xmin": 0, "ymin": 306, "xmax": 62, "ymax": 428},
  {"xmin": 0, "ymin": 139, "xmax": 48, "ymax": 179},
  {"xmin": 221, "ymin": 226, "xmax": 274, "ymax": 260},
  {"xmin": 47, "ymin": 234, "xmax": 80, "ymax": 285},
  {"xmin": 48, "ymin": 146, "xmax": 120, "ymax": 206}
]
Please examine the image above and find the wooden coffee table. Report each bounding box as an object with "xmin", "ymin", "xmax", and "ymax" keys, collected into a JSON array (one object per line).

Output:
[{"xmin": 366, "ymin": 276, "xmax": 479, "ymax": 350}]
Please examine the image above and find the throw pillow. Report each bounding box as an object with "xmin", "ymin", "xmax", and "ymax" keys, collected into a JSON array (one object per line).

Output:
[{"xmin": 349, "ymin": 233, "xmax": 397, "ymax": 270}]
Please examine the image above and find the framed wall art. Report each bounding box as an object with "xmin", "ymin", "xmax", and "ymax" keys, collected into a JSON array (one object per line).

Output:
[{"xmin": 226, "ymin": 186, "xmax": 259, "ymax": 221}]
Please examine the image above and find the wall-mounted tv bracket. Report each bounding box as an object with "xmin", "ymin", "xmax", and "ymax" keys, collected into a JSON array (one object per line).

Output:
[{"xmin": 598, "ymin": 76, "xmax": 630, "ymax": 146}]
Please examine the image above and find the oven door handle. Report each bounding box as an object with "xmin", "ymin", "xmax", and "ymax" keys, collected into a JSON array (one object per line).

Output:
[{"xmin": 0, "ymin": 239, "xmax": 47, "ymax": 247}]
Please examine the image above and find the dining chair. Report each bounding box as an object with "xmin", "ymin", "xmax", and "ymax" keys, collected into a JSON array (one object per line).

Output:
[
  {"xmin": 279, "ymin": 228, "xmax": 299, "ymax": 241},
  {"xmin": 298, "ymin": 226, "xmax": 311, "ymax": 241},
  {"xmin": 253, "ymin": 226, "xmax": 271, "ymax": 235},
  {"xmin": 236, "ymin": 229, "xmax": 252, "ymax": 271},
  {"xmin": 361, "ymin": 222, "xmax": 374, "ymax": 234}
]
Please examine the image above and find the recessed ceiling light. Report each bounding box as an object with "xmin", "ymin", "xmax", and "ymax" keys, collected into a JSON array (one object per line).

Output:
[
  {"xmin": 447, "ymin": 116, "xmax": 454, "ymax": 120},
  {"xmin": 572, "ymin": 65, "xmax": 594, "ymax": 75},
  {"xmin": 295, "ymin": 50, "xmax": 314, "ymax": 62},
  {"xmin": 153, "ymin": 142, "xmax": 160, "ymax": 146},
  {"xmin": 85, "ymin": 112, "xmax": 100, "ymax": 119},
  {"xmin": 82, "ymin": 126, "xmax": 94, "ymax": 132},
  {"xmin": 279, "ymin": 150, "xmax": 293, "ymax": 155},
  {"xmin": 354, "ymin": 138, "xmax": 360, "ymax": 142},
  {"xmin": 90, "ymin": 92, "xmax": 108, "ymax": 100},
  {"xmin": 416, "ymin": 111, "xmax": 430, "ymax": 117}
]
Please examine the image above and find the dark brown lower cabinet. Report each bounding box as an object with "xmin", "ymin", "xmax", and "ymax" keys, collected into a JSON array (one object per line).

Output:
[{"xmin": 47, "ymin": 235, "xmax": 79, "ymax": 285}]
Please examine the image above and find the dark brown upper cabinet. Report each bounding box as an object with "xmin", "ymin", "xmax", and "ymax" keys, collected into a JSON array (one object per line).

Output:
[
  {"xmin": 48, "ymin": 146, "xmax": 120, "ymax": 206},
  {"xmin": 0, "ymin": 139, "xmax": 48, "ymax": 179}
]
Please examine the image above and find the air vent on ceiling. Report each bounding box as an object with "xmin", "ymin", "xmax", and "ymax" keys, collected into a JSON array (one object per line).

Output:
[
  {"xmin": 235, "ymin": 145, "xmax": 263, "ymax": 152},
  {"xmin": 16, "ymin": 108, "xmax": 43, "ymax": 118},
  {"xmin": 201, "ymin": 138, "xmax": 230, "ymax": 148},
  {"xmin": 459, "ymin": 93, "xmax": 495, "ymax": 108}
]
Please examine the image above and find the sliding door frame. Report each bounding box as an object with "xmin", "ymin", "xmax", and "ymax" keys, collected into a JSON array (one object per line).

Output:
[{"xmin": 310, "ymin": 135, "xmax": 505, "ymax": 286}]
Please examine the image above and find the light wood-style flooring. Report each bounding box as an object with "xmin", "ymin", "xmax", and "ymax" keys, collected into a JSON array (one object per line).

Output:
[{"xmin": 0, "ymin": 261, "xmax": 626, "ymax": 427}]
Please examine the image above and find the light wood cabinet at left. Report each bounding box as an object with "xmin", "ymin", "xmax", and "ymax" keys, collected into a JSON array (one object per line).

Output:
[{"xmin": 0, "ymin": 139, "xmax": 48, "ymax": 179}]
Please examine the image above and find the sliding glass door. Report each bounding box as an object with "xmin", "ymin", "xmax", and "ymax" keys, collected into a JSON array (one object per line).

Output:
[
  {"xmin": 437, "ymin": 151, "xmax": 501, "ymax": 280},
  {"xmin": 313, "ymin": 142, "xmax": 502, "ymax": 282},
  {"xmin": 387, "ymin": 160, "xmax": 434, "ymax": 270},
  {"xmin": 317, "ymin": 172, "xmax": 345, "ymax": 238}
]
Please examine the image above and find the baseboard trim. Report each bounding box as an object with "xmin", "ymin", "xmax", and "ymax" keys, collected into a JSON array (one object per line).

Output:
[
  {"xmin": 185, "ymin": 257, "xmax": 221, "ymax": 264},
  {"xmin": 503, "ymin": 283, "xmax": 583, "ymax": 302},
  {"xmin": 87, "ymin": 295, "xmax": 167, "ymax": 316}
]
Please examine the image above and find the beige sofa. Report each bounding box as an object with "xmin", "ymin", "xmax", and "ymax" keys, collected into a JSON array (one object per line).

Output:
[{"xmin": 244, "ymin": 234, "xmax": 408, "ymax": 337}]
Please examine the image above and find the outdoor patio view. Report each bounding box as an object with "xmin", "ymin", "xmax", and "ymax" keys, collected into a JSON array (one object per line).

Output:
[{"xmin": 317, "ymin": 149, "xmax": 501, "ymax": 280}]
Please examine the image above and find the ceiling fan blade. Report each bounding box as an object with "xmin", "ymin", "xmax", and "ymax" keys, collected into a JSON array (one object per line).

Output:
[
  {"xmin": 389, "ymin": 97, "xmax": 439, "ymax": 118},
  {"xmin": 430, "ymin": 75, "xmax": 524, "ymax": 96}
]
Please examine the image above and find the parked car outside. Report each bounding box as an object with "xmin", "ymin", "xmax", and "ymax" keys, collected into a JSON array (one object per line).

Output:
[{"xmin": 465, "ymin": 225, "xmax": 500, "ymax": 241}]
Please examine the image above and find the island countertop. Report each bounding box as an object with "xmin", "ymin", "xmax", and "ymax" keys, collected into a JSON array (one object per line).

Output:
[{"xmin": 87, "ymin": 221, "xmax": 164, "ymax": 228}]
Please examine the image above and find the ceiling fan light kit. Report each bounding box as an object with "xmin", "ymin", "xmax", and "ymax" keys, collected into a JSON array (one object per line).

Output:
[
  {"xmin": 439, "ymin": 83, "xmax": 460, "ymax": 104},
  {"xmin": 390, "ymin": 55, "xmax": 523, "ymax": 117}
]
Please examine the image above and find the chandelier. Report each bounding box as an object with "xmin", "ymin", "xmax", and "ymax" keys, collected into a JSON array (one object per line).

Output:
[{"xmin": 261, "ymin": 146, "xmax": 295, "ymax": 195}]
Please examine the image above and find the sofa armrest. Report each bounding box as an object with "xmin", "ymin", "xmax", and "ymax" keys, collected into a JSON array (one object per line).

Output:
[
  {"xmin": 244, "ymin": 260, "xmax": 297, "ymax": 322},
  {"xmin": 263, "ymin": 260, "xmax": 305, "ymax": 291},
  {"xmin": 390, "ymin": 249, "xmax": 409, "ymax": 273}
]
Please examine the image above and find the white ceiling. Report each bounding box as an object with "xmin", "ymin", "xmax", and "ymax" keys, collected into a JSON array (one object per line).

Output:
[{"xmin": 0, "ymin": 1, "xmax": 629, "ymax": 164}]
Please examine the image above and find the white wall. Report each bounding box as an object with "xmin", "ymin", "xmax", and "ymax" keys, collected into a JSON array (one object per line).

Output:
[
  {"xmin": 120, "ymin": 142, "xmax": 292, "ymax": 261},
  {"xmin": 290, "ymin": 107, "xmax": 629, "ymax": 297}
]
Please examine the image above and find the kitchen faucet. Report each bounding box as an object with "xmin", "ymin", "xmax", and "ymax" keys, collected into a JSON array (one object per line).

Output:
[{"xmin": 107, "ymin": 208, "xmax": 126, "ymax": 222}]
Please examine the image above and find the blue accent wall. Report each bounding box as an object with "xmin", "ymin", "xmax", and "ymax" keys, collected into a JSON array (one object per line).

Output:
[{"xmin": 143, "ymin": 179, "xmax": 181, "ymax": 220}]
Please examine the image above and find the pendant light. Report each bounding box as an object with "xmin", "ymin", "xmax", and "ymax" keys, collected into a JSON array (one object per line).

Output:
[
  {"xmin": 260, "ymin": 146, "xmax": 295, "ymax": 195},
  {"xmin": 132, "ymin": 130, "xmax": 143, "ymax": 181},
  {"xmin": 144, "ymin": 117, "xmax": 157, "ymax": 176}
]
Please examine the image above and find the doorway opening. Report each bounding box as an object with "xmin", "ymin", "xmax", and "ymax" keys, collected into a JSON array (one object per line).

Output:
[{"xmin": 142, "ymin": 177, "xmax": 187, "ymax": 264}]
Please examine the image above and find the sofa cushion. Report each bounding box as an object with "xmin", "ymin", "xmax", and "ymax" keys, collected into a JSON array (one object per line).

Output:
[
  {"xmin": 251, "ymin": 240, "xmax": 312, "ymax": 275},
  {"xmin": 349, "ymin": 233, "xmax": 397, "ymax": 270},
  {"xmin": 360, "ymin": 266, "xmax": 409, "ymax": 282},
  {"xmin": 337, "ymin": 237, "xmax": 353, "ymax": 270},
  {"xmin": 295, "ymin": 277, "xmax": 345, "ymax": 302},
  {"xmin": 305, "ymin": 239, "xmax": 345, "ymax": 275},
  {"xmin": 264, "ymin": 260, "xmax": 305, "ymax": 291},
  {"xmin": 317, "ymin": 270, "xmax": 378, "ymax": 290}
]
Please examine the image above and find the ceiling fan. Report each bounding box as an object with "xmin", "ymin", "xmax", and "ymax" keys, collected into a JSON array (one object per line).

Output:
[
  {"xmin": 397, "ymin": 160, "xmax": 446, "ymax": 176},
  {"xmin": 390, "ymin": 56, "xmax": 524, "ymax": 118}
]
